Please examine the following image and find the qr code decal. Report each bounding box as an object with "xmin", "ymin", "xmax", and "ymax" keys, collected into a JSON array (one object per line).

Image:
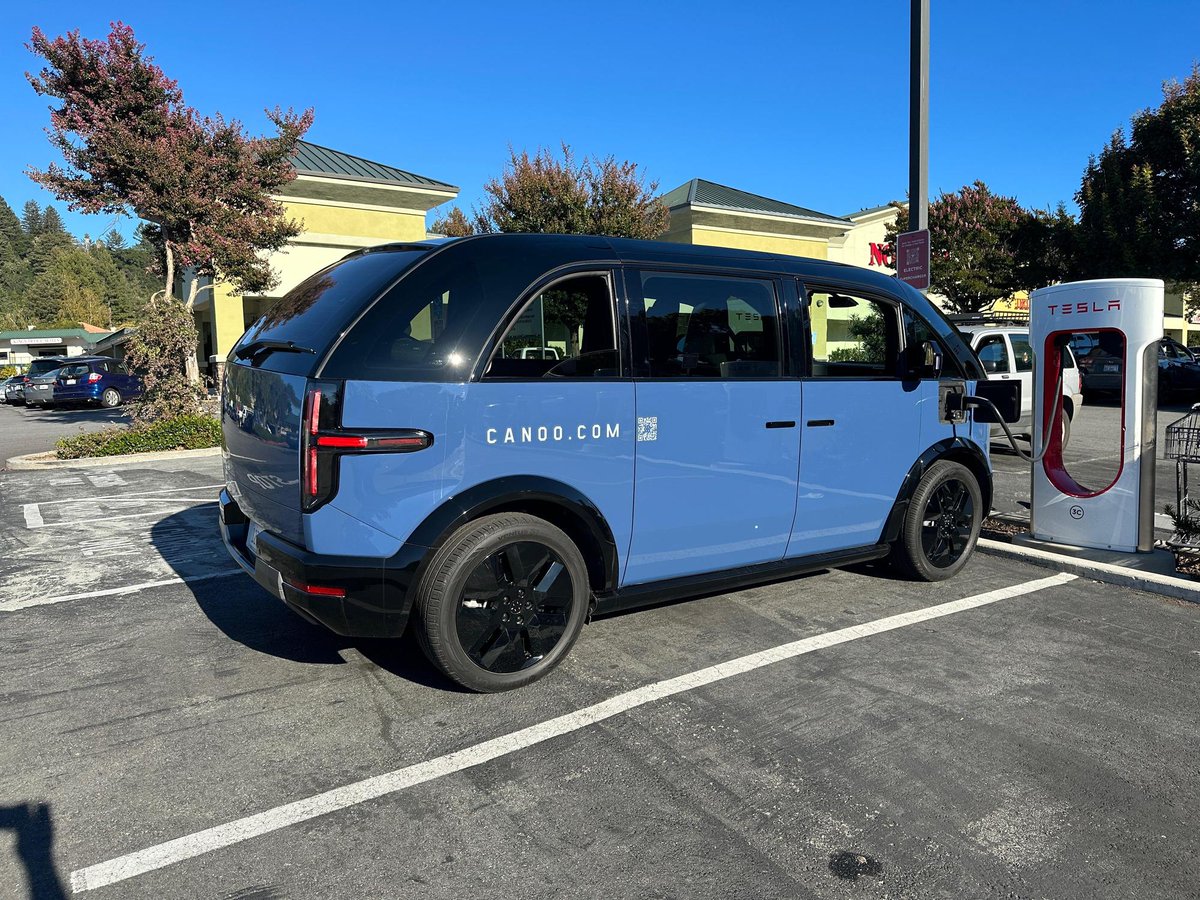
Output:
[{"xmin": 637, "ymin": 416, "xmax": 658, "ymax": 442}]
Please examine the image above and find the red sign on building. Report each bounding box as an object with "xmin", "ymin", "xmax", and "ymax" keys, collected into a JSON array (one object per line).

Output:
[{"xmin": 896, "ymin": 229, "xmax": 930, "ymax": 290}]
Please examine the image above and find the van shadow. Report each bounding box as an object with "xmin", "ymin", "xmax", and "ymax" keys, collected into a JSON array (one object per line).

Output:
[
  {"xmin": 150, "ymin": 510, "xmax": 460, "ymax": 691},
  {"xmin": 0, "ymin": 802, "xmax": 68, "ymax": 899}
]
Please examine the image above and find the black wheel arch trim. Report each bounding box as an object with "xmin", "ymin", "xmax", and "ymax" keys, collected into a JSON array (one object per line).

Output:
[
  {"xmin": 392, "ymin": 475, "xmax": 621, "ymax": 596},
  {"xmin": 881, "ymin": 437, "xmax": 991, "ymax": 545}
]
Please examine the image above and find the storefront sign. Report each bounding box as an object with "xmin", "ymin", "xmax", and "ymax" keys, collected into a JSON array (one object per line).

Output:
[
  {"xmin": 10, "ymin": 337, "xmax": 63, "ymax": 346},
  {"xmin": 868, "ymin": 242, "xmax": 894, "ymax": 268}
]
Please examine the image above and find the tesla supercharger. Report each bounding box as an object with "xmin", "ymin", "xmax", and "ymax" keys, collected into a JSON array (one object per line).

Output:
[{"xmin": 1029, "ymin": 278, "xmax": 1164, "ymax": 552}]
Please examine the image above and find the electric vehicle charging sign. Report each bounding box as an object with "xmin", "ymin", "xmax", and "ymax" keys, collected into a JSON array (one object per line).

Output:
[{"xmin": 897, "ymin": 230, "xmax": 930, "ymax": 290}]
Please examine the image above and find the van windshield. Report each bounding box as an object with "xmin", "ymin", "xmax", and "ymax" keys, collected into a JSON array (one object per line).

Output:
[{"xmin": 234, "ymin": 249, "xmax": 428, "ymax": 375}]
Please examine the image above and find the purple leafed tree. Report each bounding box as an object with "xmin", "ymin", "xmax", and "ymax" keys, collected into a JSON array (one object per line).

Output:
[{"xmin": 26, "ymin": 22, "xmax": 313, "ymax": 383}]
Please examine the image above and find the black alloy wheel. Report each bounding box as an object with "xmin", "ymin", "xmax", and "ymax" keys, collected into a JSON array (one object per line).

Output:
[
  {"xmin": 455, "ymin": 540, "xmax": 574, "ymax": 674},
  {"xmin": 919, "ymin": 478, "xmax": 975, "ymax": 569},
  {"xmin": 890, "ymin": 460, "xmax": 983, "ymax": 581},
  {"xmin": 415, "ymin": 513, "xmax": 589, "ymax": 692}
]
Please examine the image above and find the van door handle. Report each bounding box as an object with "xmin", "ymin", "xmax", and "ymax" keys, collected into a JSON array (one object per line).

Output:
[
  {"xmin": 806, "ymin": 419, "xmax": 835, "ymax": 427},
  {"xmin": 765, "ymin": 420, "xmax": 796, "ymax": 429}
]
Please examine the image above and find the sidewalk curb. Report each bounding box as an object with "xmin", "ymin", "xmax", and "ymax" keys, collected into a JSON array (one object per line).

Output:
[
  {"xmin": 4, "ymin": 446, "xmax": 221, "ymax": 471},
  {"xmin": 977, "ymin": 537, "xmax": 1200, "ymax": 605}
]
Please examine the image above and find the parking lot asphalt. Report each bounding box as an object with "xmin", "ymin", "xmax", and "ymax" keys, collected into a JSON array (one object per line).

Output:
[
  {"xmin": 0, "ymin": 401, "xmax": 131, "ymax": 465},
  {"xmin": 1, "ymin": 458, "xmax": 1198, "ymax": 899}
]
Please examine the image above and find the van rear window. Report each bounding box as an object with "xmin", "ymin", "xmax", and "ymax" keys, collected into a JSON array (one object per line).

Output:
[{"xmin": 235, "ymin": 249, "xmax": 427, "ymax": 375}]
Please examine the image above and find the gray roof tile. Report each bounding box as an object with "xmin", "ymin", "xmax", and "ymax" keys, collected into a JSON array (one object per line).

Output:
[
  {"xmin": 291, "ymin": 140, "xmax": 457, "ymax": 190},
  {"xmin": 664, "ymin": 178, "xmax": 850, "ymax": 225}
]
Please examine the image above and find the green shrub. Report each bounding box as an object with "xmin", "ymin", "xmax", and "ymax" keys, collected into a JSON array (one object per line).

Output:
[{"xmin": 55, "ymin": 415, "xmax": 221, "ymax": 459}]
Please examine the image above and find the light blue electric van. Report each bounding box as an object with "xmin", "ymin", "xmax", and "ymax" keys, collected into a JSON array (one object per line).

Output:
[{"xmin": 220, "ymin": 234, "xmax": 1005, "ymax": 691}]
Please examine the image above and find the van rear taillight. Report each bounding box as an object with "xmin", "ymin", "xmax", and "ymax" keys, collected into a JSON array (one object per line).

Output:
[{"xmin": 300, "ymin": 381, "xmax": 433, "ymax": 512}]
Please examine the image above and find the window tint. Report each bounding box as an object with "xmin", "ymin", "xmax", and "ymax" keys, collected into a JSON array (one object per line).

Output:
[
  {"xmin": 485, "ymin": 275, "xmax": 617, "ymax": 379},
  {"xmin": 904, "ymin": 308, "xmax": 961, "ymax": 377},
  {"xmin": 1010, "ymin": 334, "xmax": 1034, "ymax": 372},
  {"xmin": 62, "ymin": 364, "xmax": 89, "ymax": 378},
  {"xmin": 808, "ymin": 290, "xmax": 899, "ymax": 377},
  {"xmin": 638, "ymin": 272, "xmax": 781, "ymax": 378},
  {"xmin": 236, "ymin": 249, "xmax": 428, "ymax": 376},
  {"xmin": 975, "ymin": 335, "xmax": 1011, "ymax": 374}
]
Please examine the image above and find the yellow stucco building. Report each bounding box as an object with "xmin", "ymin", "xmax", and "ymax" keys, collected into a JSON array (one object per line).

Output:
[{"xmin": 192, "ymin": 141, "xmax": 457, "ymax": 378}]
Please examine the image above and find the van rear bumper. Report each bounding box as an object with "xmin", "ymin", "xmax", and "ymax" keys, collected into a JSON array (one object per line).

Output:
[{"xmin": 219, "ymin": 489, "xmax": 423, "ymax": 638}]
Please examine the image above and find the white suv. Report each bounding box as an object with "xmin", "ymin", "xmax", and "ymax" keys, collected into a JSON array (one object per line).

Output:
[{"xmin": 955, "ymin": 322, "xmax": 1084, "ymax": 447}]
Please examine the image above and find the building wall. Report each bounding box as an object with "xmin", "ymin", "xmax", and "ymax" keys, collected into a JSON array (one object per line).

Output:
[
  {"xmin": 684, "ymin": 224, "xmax": 828, "ymax": 259},
  {"xmin": 827, "ymin": 210, "xmax": 899, "ymax": 274}
]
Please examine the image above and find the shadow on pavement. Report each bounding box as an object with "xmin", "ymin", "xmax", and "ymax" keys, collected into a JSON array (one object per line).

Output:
[
  {"xmin": 18, "ymin": 405, "xmax": 130, "ymax": 426},
  {"xmin": 150, "ymin": 510, "xmax": 462, "ymax": 692},
  {"xmin": 0, "ymin": 802, "xmax": 68, "ymax": 899}
]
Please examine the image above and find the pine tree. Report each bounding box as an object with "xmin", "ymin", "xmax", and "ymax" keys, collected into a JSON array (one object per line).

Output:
[
  {"xmin": 21, "ymin": 200, "xmax": 43, "ymax": 237},
  {"xmin": 0, "ymin": 196, "xmax": 27, "ymax": 257},
  {"xmin": 40, "ymin": 205, "xmax": 67, "ymax": 236}
]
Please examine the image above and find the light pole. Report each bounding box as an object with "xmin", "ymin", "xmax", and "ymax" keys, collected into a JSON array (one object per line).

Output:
[{"xmin": 909, "ymin": 0, "xmax": 929, "ymax": 235}]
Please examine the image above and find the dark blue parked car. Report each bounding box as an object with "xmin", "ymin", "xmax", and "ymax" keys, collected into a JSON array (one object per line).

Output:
[
  {"xmin": 50, "ymin": 357, "xmax": 141, "ymax": 408},
  {"xmin": 220, "ymin": 234, "xmax": 1006, "ymax": 692}
]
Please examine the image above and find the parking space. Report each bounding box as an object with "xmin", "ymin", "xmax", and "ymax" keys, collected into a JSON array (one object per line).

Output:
[
  {"xmin": 0, "ymin": 401, "xmax": 131, "ymax": 465},
  {"xmin": 1, "ymin": 459, "xmax": 1197, "ymax": 899}
]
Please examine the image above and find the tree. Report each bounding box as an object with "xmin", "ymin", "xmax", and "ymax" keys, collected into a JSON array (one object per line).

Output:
[
  {"xmin": 40, "ymin": 205, "xmax": 66, "ymax": 236},
  {"xmin": 459, "ymin": 144, "xmax": 669, "ymax": 347},
  {"xmin": 26, "ymin": 22, "xmax": 313, "ymax": 386},
  {"xmin": 0, "ymin": 197, "xmax": 28, "ymax": 257},
  {"xmin": 21, "ymin": 200, "xmax": 43, "ymax": 237},
  {"xmin": 475, "ymin": 144, "xmax": 669, "ymax": 239},
  {"xmin": 429, "ymin": 206, "xmax": 475, "ymax": 237},
  {"xmin": 886, "ymin": 182, "xmax": 1051, "ymax": 314},
  {"xmin": 1076, "ymin": 65, "xmax": 1200, "ymax": 290}
]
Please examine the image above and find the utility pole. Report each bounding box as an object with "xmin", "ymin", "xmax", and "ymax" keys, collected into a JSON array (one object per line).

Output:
[
  {"xmin": 909, "ymin": 0, "xmax": 929, "ymax": 234},
  {"xmin": 896, "ymin": 0, "xmax": 932, "ymax": 293}
]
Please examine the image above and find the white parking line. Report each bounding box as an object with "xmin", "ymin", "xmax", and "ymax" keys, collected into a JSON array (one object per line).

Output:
[
  {"xmin": 22, "ymin": 503, "xmax": 43, "ymax": 527},
  {"xmin": 0, "ymin": 569, "xmax": 244, "ymax": 613},
  {"xmin": 28, "ymin": 484, "xmax": 225, "ymax": 508},
  {"xmin": 69, "ymin": 572, "xmax": 1077, "ymax": 894},
  {"xmin": 24, "ymin": 501, "xmax": 217, "ymax": 528}
]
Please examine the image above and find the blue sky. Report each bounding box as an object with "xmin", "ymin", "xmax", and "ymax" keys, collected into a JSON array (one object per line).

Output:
[{"xmin": 1, "ymin": 0, "xmax": 1196, "ymax": 241}]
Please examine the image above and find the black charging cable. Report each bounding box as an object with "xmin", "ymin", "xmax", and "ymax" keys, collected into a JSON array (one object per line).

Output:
[{"xmin": 965, "ymin": 366, "xmax": 1065, "ymax": 463}]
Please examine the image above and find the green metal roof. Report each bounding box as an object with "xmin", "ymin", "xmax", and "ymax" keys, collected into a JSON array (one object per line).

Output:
[
  {"xmin": 663, "ymin": 179, "xmax": 850, "ymax": 226},
  {"xmin": 291, "ymin": 140, "xmax": 458, "ymax": 191},
  {"xmin": 0, "ymin": 329, "xmax": 108, "ymax": 342}
]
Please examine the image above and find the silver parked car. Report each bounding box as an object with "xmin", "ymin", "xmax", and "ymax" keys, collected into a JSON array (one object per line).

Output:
[{"xmin": 24, "ymin": 369, "xmax": 62, "ymax": 409}]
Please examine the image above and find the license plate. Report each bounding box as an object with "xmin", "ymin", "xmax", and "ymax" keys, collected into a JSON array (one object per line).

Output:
[
  {"xmin": 65, "ymin": 379, "xmax": 76, "ymax": 385},
  {"xmin": 1101, "ymin": 364, "xmax": 1118, "ymax": 373},
  {"xmin": 246, "ymin": 522, "xmax": 262, "ymax": 557}
]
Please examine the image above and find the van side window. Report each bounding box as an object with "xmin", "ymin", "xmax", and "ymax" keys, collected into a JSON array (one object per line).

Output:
[
  {"xmin": 904, "ymin": 308, "xmax": 962, "ymax": 377},
  {"xmin": 484, "ymin": 274, "xmax": 617, "ymax": 379},
  {"xmin": 637, "ymin": 272, "xmax": 781, "ymax": 378},
  {"xmin": 975, "ymin": 335, "xmax": 1011, "ymax": 374},
  {"xmin": 807, "ymin": 290, "xmax": 899, "ymax": 378}
]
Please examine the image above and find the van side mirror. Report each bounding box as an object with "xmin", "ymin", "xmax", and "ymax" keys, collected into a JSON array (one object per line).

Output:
[
  {"xmin": 906, "ymin": 340, "xmax": 943, "ymax": 380},
  {"xmin": 970, "ymin": 379, "xmax": 1021, "ymax": 423}
]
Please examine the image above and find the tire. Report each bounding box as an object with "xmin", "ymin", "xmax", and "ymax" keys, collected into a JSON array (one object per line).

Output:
[
  {"xmin": 100, "ymin": 387, "xmax": 122, "ymax": 408},
  {"xmin": 889, "ymin": 460, "xmax": 983, "ymax": 582},
  {"xmin": 1060, "ymin": 409, "xmax": 1072, "ymax": 449},
  {"xmin": 414, "ymin": 512, "xmax": 590, "ymax": 692}
]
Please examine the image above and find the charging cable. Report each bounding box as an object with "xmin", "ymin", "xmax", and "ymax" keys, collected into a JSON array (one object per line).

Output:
[{"xmin": 964, "ymin": 364, "xmax": 1066, "ymax": 463}]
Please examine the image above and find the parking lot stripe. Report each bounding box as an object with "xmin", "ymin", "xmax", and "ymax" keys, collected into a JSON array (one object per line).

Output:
[
  {"xmin": 22, "ymin": 503, "xmax": 43, "ymax": 527},
  {"xmin": 28, "ymin": 484, "xmax": 226, "ymax": 508},
  {"xmin": 0, "ymin": 569, "xmax": 244, "ymax": 613},
  {"xmin": 23, "ymin": 501, "xmax": 217, "ymax": 528},
  {"xmin": 68, "ymin": 571, "xmax": 1076, "ymax": 894}
]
